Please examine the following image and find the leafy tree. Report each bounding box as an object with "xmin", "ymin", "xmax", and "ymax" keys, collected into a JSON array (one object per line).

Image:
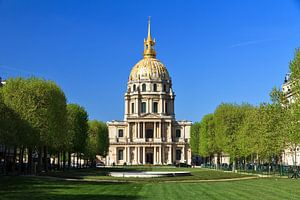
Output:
[
  {"xmin": 67, "ymin": 104, "xmax": 89, "ymax": 168},
  {"xmin": 190, "ymin": 122, "xmax": 201, "ymax": 155},
  {"xmin": 214, "ymin": 103, "xmax": 252, "ymax": 171},
  {"xmin": 199, "ymin": 114, "xmax": 219, "ymax": 159},
  {"xmin": 1, "ymin": 77, "xmax": 67, "ymax": 173},
  {"xmin": 85, "ymin": 120, "xmax": 109, "ymax": 165}
]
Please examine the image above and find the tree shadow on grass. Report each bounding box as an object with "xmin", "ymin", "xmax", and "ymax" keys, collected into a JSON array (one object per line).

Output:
[{"xmin": 0, "ymin": 176, "xmax": 142, "ymax": 200}]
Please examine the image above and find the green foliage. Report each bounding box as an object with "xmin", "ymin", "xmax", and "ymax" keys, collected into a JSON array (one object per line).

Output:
[
  {"xmin": 85, "ymin": 120, "xmax": 109, "ymax": 159},
  {"xmin": 1, "ymin": 77, "xmax": 67, "ymax": 148},
  {"xmin": 214, "ymin": 103, "xmax": 253, "ymax": 159},
  {"xmin": 190, "ymin": 122, "xmax": 201, "ymax": 155},
  {"xmin": 67, "ymin": 104, "xmax": 89, "ymax": 153},
  {"xmin": 199, "ymin": 114, "xmax": 218, "ymax": 157}
]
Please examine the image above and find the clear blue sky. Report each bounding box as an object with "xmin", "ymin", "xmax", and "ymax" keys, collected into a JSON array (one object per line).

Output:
[{"xmin": 1, "ymin": 0, "xmax": 300, "ymax": 122}]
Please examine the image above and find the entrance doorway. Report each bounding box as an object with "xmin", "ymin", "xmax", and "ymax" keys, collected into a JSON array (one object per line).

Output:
[{"xmin": 146, "ymin": 153, "xmax": 153, "ymax": 164}]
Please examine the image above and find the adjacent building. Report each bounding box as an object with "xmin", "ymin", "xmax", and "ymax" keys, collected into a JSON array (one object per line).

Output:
[{"xmin": 106, "ymin": 20, "xmax": 192, "ymax": 165}]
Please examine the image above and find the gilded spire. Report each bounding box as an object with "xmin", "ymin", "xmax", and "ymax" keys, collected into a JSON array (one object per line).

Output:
[
  {"xmin": 147, "ymin": 17, "xmax": 152, "ymax": 41},
  {"xmin": 144, "ymin": 17, "xmax": 156, "ymax": 58}
]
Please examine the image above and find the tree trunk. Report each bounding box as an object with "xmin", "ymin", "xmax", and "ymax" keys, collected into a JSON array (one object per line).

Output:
[
  {"xmin": 68, "ymin": 152, "xmax": 71, "ymax": 169},
  {"xmin": 76, "ymin": 153, "xmax": 79, "ymax": 169},
  {"xmin": 18, "ymin": 147, "xmax": 24, "ymax": 175},
  {"xmin": 28, "ymin": 147, "xmax": 33, "ymax": 174},
  {"xmin": 43, "ymin": 146, "xmax": 48, "ymax": 172},
  {"xmin": 216, "ymin": 154, "xmax": 220, "ymax": 170},
  {"xmin": 232, "ymin": 158, "xmax": 236, "ymax": 172},
  {"xmin": 12, "ymin": 146, "xmax": 17, "ymax": 174},
  {"xmin": 3, "ymin": 146, "xmax": 7, "ymax": 175},
  {"xmin": 62, "ymin": 151, "xmax": 66, "ymax": 171},
  {"xmin": 38, "ymin": 146, "xmax": 43, "ymax": 173},
  {"xmin": 57, "ymin": 152, "xmax": 60, "ymax": 170}
]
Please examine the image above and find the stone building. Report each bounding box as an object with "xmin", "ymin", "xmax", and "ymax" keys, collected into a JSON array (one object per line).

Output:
[{"xmin": 106, "ymin": 20, "xmax": 192, "ymax": 165}]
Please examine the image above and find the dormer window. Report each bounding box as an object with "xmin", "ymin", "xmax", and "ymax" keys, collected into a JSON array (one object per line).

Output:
[
  {"xmin": 118, "ymin": 129, "xmax": 124, "ymax": 137},
  {"xmin": 142, "ymin": 84, "xmax": 146, "ymax": 92},
  {"xmin": 153, "ymin": 84, "xmax": 157, "ymax": 92}
]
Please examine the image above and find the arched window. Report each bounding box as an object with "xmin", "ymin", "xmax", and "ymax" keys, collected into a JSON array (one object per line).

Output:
[
  {"xmin": 142, "ymin": 84, "xmax": 146, "ymax": 92},
  {"xmin": 141, "ymin": 102, "xmax": 146, "ymax": 113},
  {"xmin": 153, "ymin": 102, "xmax": 158, "ymax": 113},
  {"xmin": 153, "ymin": 84, "xmax": 157, "ymax": 92},
  {"xmin": 131, "ymin": 103, "xmax": 135, "ymax": 114},
  {"xmin": 133, "ymin": 84, "xmax": 136, "ymax": 91},
  {"xmin": 165, "ymin": 102, "xmax": 168, "ymax": 114}
]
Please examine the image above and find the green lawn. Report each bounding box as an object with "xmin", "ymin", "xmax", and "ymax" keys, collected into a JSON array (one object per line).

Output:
[
  {"xmin": 42, "ymin": 167, "xmax": 251, "ymax": 182},
  {"xmin": 0, "ymin": 176, "xmax": 299, "ymax": 200}
]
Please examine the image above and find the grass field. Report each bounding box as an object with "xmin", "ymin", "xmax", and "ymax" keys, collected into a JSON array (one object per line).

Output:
[
  {"xmin": 0, "ymin": 168, "xmax": 299, "ymax": 200},
  {"xmin": 42, "ymin": 167, "xmax": 251, "ymax": 182}
]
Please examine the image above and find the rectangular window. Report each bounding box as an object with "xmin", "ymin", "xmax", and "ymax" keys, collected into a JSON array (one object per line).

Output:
[
  {"xmin": 176, "ymin": 149, "xmax": 181, "ymax": 160},
  {"xmin": 131, "ymin": 103, "xmax": 134, "ymax": 114},
  {"xmin": 118, "ymin": 129, "xmax": 124, "ymax": 137},
  {"xmin": 176, "ymin": 129, "xmax": 181, "ymax": 138},
  {"xmin": 153, "ymin": 84, "xmax": 157, "ymax": 92},
  {"xmin": 141, "ymin": 102, "xmax": 146, "ymax": 113},
  {"xmin": 153, "ymin": 102, "xmax": 158, "ymax": 113},
  {"xmin": 165, "ymin": 102, "xmax": 168, "ymax": 114},
  {"xmin": 118, "ymin": 149, "xmax": 124, "ymax": 160}
]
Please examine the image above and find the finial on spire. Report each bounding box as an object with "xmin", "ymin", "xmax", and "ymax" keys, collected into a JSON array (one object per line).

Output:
[
  {"xmin": 147, "ymin": 16, "xmax": 152, "ymax": 41},
  {"xmin": 143, "ymin": 17, "xmax": 156, "ymax": 58}
]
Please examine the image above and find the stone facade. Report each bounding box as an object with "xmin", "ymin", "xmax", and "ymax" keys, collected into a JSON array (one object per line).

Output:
[{"xmin": 106, "ymin": 20, "xmax": 192, "ymax": 165}]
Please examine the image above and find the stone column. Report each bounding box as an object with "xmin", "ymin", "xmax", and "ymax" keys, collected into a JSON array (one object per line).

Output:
[
  {"xmin": 162, "ymin": 146, "xmax": 165, "ymax": 164},
  {"xmin": 158, "ymin": 146, "xmax": 161, "ymax": 164},
  {"xmin": 154, "ymin": 122, "xmax": 157, "ymax": 138},
  {"xmin": 168, "ymin": 122, "xmax": 172, "ymax": 142},
  {"xmin": 124, "ymin": 99, "xmax": 128, "ymax": 116},
  {"xmin": 124, "ymin": 147, "xmax": 127, "ymax": 163},
  {"xmin": 135, "ymin": 146, "xmax": 138, "ymax": 164},
  {"xmin": 150, "ymin": 98, "xmax": 153, "ymax": 113},
  {"xmin": 143, "ymin": 147, "xmax": 146, "ymax": 164},
  {"xmin": 138, "ymin": 122, "xmax": 141, "ymax": 138},
  {"xmin": 143, "ymin": 122, "xmax": 146, "ymax": 139},
  {"xmin": 137, "ymin": 147, "xmax": 140, "ymax": 164},
  {"xmin": 168, "ymin": 145, "xmax": 172, "ymax": 164},
  {"xmin": 154, "ymin": 146, "xmax": 157, "ymax": 164},
  {"xmin": 160, "ymin": 122, "xmax": 163, "ymax": 140},
  {"xmin": 127, "ymin": 146, "xmax": 130, "ymax": 164},
  {"xmin": 135, "ymin": 98, "xmax": 138, "ymax": 114},
  {"xmin": 182, "ymin": 146, "xmax": 186, "ymax": 163}
]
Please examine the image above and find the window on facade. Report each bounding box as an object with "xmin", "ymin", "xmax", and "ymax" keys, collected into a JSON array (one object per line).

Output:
[
  {"xmin": 153, "ymin": 102, "xmax": 158, "ymax": 113},
  {"xmin": 176, "ymin": 129, "xmax": 181, "ymax": 138},
  {"xmin": 141, "ymin": 102, "xmax": 146, "ymax": 113},
  {"xmin": 118, "ymin": 149, "xmax": 124, "ymax": 160},
  {"xmin": 131, "ymin": 103, "xmax": 134, "ymax": 114},
  {"xmin": 176, "ymin": 149, "xmax": 181, "ymax": 160},
  {"xmin": 118, "ymin": 129, "xmax": 124, "ymax": 137},
  {"xmin": 153, "ymin": 84, "xmax": 157, "ymax": 92},
  {"xmin": 165, "ymin": 102, "xmax": 168, "ymax": 114},
  {"xmin": 142, "ymin": 84, "xmax": 146, "ymax": 92},
  {"xmin": 163, "ymin": 84, "xmax": 167, "ymax": 92},
  {"xmin": 133, "ymin": 84, "xmax": 136, "ymax": 91}
]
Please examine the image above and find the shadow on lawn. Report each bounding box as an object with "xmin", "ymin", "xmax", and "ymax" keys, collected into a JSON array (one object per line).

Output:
[{"xmin": 0, "ymin": 176, "xmax": 142, "ymax": 200}]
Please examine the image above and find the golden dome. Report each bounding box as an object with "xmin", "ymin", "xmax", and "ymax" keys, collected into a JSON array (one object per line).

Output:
[
  {"xmin": 129, "ymin": 17, "xmax": 170, "ymax": 81},
  {"xmin": 129, "ymin": 58, "xmax": 170, "ymax": 81}
]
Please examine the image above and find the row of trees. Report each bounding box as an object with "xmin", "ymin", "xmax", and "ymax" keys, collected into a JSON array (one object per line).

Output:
[
  {"xmin": 0, "ymin": 77, "xmax": 109, "ymax": 174},
  {"xmin": 191, "ymin": 49, "xmax": 300, "ymax": 171}
]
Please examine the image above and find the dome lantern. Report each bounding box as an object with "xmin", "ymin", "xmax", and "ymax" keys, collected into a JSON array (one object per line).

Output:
[{"xmin": 143, "ymin": 17, "xmax": 156, "ymax": 58}]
